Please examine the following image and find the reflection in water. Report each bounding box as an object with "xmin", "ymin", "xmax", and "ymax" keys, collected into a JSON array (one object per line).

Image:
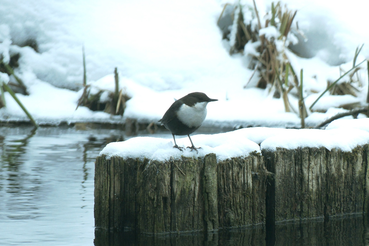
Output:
[
  {"xmin": 0, "ymin": 127, "xmax": 37, "ymax": 221},
  {"xmin": 0, "ymin": 126, "xmax": 124, "ymax": 246},
  {"xmin": 95, "ymin": 215, "xmax": 368, "ymax": 246}
]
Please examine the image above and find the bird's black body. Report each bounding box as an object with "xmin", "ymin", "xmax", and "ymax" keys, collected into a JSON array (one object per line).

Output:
[
  {"xmin": 159, "ymin": 92, "xmax": 217, "ymax": 151},
  {"xmin": 159, "ymin": 99, "xmax": 198, "ymax": 135}
]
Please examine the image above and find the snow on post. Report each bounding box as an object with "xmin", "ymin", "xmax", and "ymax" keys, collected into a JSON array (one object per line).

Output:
[
  {"xmin": 95, "ymin": 133, "xmax": 266, "ymax": 233},
  {"xmin": 95, "ymin": 126, "xmax": 369, "ymax": 234}
]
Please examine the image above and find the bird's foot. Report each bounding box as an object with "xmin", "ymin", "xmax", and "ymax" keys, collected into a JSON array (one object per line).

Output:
[
  {"xmin": 173, "ymin": 145, "xmax": 184, "ymax": 151},
  {"xmin": 187, "ymin": 146, "xmax": 201, "ymax": 153}
]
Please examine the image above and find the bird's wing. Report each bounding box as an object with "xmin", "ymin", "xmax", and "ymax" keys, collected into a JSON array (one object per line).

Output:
[{"xmin": 159, "ymin": 100, "xmax": 182, "ymax": 125}]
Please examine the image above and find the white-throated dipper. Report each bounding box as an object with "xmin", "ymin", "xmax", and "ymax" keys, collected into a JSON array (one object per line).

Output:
[{"xmin": 159, "ymin": 92, "xmax": 217, "ymax": 151}]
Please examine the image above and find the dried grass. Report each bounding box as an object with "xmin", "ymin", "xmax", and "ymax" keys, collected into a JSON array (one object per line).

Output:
[
  {"xmin": 220, "ymin": 1, "xmax": 306, "ymax": 120},
  {"xmin": 76, "ymin": 66, "xmax": 131, "ymax": 116},
  {"xmin": 0, "ymin": 55, "xmax": 37, "ymax": 127},
  {"xmin": 219, "ymin": 2, "xmax": 369, "ymax": 126}
]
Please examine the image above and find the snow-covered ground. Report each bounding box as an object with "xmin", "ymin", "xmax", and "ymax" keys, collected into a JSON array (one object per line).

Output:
[{"xmin": 0, "ymin": 0, "xmax": 368, "ymax": 128}]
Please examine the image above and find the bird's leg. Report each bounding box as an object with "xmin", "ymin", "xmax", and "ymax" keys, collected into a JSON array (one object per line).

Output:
[
  {"xmin": 186, "ymin": 134, "xmax": 200, "ymax": 153},
  {"xmin": 172, "ymin": 134, "xmax": 183, "ymax": 151}
]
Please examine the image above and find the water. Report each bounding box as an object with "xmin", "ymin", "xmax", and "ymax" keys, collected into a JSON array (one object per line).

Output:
[
  {"xmin": 95, "ymin": 216, "xmax": 369, "ymax": 246},
  {"xmin": 0, "ymin": 126, "xmax": 124, "ymax": 246},
  {"xmin": 0, "ymin": 126, "xmax": 369, "ymax": 245}
]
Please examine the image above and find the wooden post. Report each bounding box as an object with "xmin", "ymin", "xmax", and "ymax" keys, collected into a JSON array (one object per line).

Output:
[
  {"xmin": 95, "ymin": 144, "xmax": 369, "ymax": 234},
  {"xmin": 326, "ymin": 146, "xmax": 366, "ymax": 217},
  {"xmin": 217, "ymin": 153, "xmax": 267, "ymax": 227},
  {"xmin": 263, "ymin": 145, "xmax": 368, "ymax": 223},
  {"xmin": 95, "ymin": 153, "xmax": 266, "ymax": 234},
  {"xmin": 365, "ymin": 145, "xmax": 369, "ymax": 220},
  {"xmin": 203, "ymin": 153, "xmax": 218, "ymax": 231},
  {"xmin": 94, "ymin": 156, "xmax": 137, "ymax": 231}
]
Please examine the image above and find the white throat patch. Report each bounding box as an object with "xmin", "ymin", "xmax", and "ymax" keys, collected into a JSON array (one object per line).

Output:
[{"xmin": 176, "ymin": 102, "xmax": 208, "ymax": 128}]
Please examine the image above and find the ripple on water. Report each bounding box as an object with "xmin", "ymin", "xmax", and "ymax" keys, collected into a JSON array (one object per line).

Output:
[{"xmin": 0, "ymin": 127, "xmax": 123, "ymax": 246}]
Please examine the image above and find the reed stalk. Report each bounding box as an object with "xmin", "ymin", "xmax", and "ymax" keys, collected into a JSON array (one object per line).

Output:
[
  {"xmin": 353, "ymin": 44, "xmax": 364, "ymax": 68},
  {"xmin": 82, "ymin": 46, "xmax": 87, "ymax": 86},
  {"xmin": 299, "ymin": 69, "xmax": 306, "ymax": 128},
  {"xmin": 367, "ymin": 60, "xmax": 369, "ymax": 104},
  {"xmin": 114, "ymin": 67, "xmax": 119, "ymax": 98},
  {"xmin": 0, "ymin": 81, "xmax": 5, "ymax": 107},
  {"xmin": 3, "ymin": 62, "xmax": 28, "ymax": 95},
  {"xmin": 2, "ymin": 83, "xmax": 38, "ymax": 128},
  {"xmin": 310, "ymin": 59, "xmax": 366, "ymax": 110}
]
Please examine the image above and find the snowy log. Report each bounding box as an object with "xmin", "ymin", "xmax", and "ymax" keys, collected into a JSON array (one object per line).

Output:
[{"xmin": 94, "ymin": 153, "xmax": 267, "ymax": 234}]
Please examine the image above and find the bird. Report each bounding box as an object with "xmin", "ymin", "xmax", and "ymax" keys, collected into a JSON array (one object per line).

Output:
[{"xmin": 159, "ymin": 92, "xmax": 217, "ymax": 151}]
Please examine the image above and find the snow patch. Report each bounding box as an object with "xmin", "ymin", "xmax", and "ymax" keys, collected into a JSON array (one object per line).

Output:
[
  {"xmin": 261, "ymin": 128, "xmax": 369, "ymax": 151},
  {"xmin": 100, "ymin": 126, "xmax": 369, "ymax": 161},
  {"xmin": 100, "ymin": 132, "xmax": 260, "ymax": 161}
]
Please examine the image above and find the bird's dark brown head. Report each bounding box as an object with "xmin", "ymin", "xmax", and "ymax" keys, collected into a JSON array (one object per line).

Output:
[{"xmin": 180, "ymin": 92, "xmax": 217, "ymax": 106}]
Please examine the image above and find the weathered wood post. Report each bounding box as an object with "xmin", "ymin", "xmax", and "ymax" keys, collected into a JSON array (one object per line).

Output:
[
  {"xmin": 217, "ymin": 154, "xmax": 267, "ymax": 227},
  {"xmin": 365, "ymin": 145, "xmax": 369, "ymax": 220},
  {"xmin": 262, "ymin": 145, "xmax": 369, "ymax": 223},
  {"xmin": 203, "ymin": 153, "xmax": 218, "ymax": 231},
  {"xmin": 326, "ymin": 146, "xmax": 367, "ymax": 217},
  {"xmin": 94, "ymin": 151, "xmax": 267, "ymax": 234},
  {"xmin": 94, "ymin": 127, "xmax": 369, "ymax": 240}
]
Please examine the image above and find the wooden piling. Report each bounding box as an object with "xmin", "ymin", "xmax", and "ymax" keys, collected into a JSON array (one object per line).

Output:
[
  {"xmin": 95, "ymin": 144, "xmax": 369, "ymax": 234},
  {"xmin": 262, "ymin": 145, "xmax": 368, "ymax": 223},
  {"xmin": 94, "ymin": 152, "xmax": 266, "ymax": 234}
]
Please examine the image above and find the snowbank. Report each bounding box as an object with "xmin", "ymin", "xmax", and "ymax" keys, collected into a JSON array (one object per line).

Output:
[{"xmin": 0, "ymin": 0, "xmax": 368, "ymax": 128}]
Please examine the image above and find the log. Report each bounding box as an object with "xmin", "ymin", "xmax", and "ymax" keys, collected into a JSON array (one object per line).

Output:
[{"xmin": 94, "ymin": 152, "xmax": 267, "ymax": 234}]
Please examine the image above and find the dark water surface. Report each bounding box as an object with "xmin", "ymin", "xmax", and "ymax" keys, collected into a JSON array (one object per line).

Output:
[
  {"xmin": 96, "ymin": 215, "xmax": 369, "ymax": 246},
  {"xmin": 0, "ymin": 126, "xmax": 369, "ymax": 245}
]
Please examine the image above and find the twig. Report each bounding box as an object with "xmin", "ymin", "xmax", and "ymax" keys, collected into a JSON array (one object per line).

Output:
[
  {"xmin": 310, "ymin": 59, "xmax": 366, "ymax": 110},
  {"xmin": 217, "ymin": 3, "xmax": 230, "ymax": 25},
  {"xmin": 76, "ymin": 85, "xmax": 90, "ymax": 110},
  {"xmin": 314, "ymin": 107, "xmax": 369, "ymax": 129},
  {"xmin": 252, "ymin": 0, "xmax": 265, "ymax": 48},
  {"xmin": 244, "ymin": 65, "xmax": 258, "ymax": 88},
  {"xmin": 252, "ymin": 0, "xmax": 262, "ymax": 30}
]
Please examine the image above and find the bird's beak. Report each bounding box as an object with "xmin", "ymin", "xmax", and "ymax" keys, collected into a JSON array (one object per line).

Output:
[{"xmin": 209, "ymin": 98, "xmax": 218, "ymax": 102}]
